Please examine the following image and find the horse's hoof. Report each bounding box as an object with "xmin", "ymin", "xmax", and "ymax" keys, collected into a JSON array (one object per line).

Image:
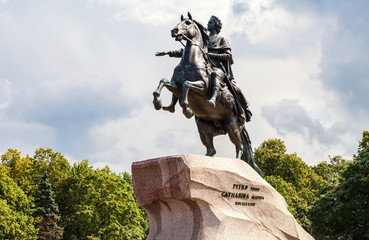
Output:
[
  {"xmin": 153, "ymin": 98, "xmax": 162, "ymax": 110},
  {"xmin": 183, "ymin": 107, "xmax": 193, "ymax": 119},
  {"xmin": 163, "ymin": 106, "xmax": 175, "ymax": 113},
  {"xmin": 153, "ymin": 92, "xmax": 163, "ymax": 110},
  {"xmin": 206, "ymin": 99, "xmax": 216, "ymax": 107},
  {"xmin": 205, "ymin": 148, "xmax": 216, "ymax": 157},
  {"xmin": 236, "ymin": 150, "xmax": 244, "ymax": 159}
]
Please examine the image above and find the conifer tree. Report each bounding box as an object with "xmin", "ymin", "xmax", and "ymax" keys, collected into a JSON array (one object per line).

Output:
[{"xmin": 33, "ymin": 171, "xmax": 63, "ymax": 240}]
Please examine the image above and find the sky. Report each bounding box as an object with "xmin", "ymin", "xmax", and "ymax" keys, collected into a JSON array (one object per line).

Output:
[{"xmin": 0, "ymin": 0, "xmax": 368, "ymax": 173}]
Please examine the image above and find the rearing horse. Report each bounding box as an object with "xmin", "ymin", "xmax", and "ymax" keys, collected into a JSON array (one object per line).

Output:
[{"xmin": 153, "ymin": 13, "xmax": 263, "ymax": 177}]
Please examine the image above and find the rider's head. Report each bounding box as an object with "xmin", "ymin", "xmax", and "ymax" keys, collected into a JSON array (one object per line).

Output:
[{"xmin": 208, "ymin": 15, "xmax": 222, "ymax": 33}]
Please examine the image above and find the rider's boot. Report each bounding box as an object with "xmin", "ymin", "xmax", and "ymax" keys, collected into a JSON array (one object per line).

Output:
[
  {"xmin": 207, "ymin": 76, "xmax": 219, "ymax": 107},
  {"xmin": 207, "ymin": 86, "xmax": 219, "ymax": 107}
]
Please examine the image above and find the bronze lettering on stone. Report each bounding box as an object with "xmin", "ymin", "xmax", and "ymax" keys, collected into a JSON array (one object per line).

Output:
[
  {"xmin": 235, "ymin": 202, "xmax": 255, "ymax": 206},
  {"xmin": 221, "ymin": 183, "xmax": 264, "ymax": 206},
  {"xmin": 233, "ymin": 184, "xmax": 248, "ymax": 190}
]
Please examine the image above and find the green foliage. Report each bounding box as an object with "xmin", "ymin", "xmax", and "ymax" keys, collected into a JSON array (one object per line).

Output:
[
  {"xmin": 30, "ymin": 148, "xmax": 72, "ymax": 196},
  {"xmin": 255, "ymin": 139, "xmax": 324, "ymax": 231},
  {"xmin": 1, "ymin": 148, "xmax": 33, "ymax": 194},
  {"xmin": 0, "ymin": 165, "xmax": 37, "ymax": 239},
  {"xmin": 264, "ymin": 175, "xmax": 299, "ymax": 216},
  {"xmin": 59, "ymin": 160, "xmax": 148, "ymax": 240},
  {"xmin": 310, "ymin": 131, "xmax": 369, "ymax": 239},
  {"xmin": 33, "ymin": 171, "xmax": 63, "ymax": 239},
  {"xmin": 8, "ymin": 133, "xmax": 365, "ymax": 239},
  {"xmin": 123, "ymin": 171, "xmax": 133, "ymax": 186},
  {"xmin": 255, "ymin": 139, "xmax": 323, "ymax": 192},
  {"xmin": 312, "ymin": 155, "xmax": 350, "ymax": 194},
  {"xmin": 1, "ymin": 148, "xmax": 148, "ymax": 240},
  {"xmin": 254, "ymin": 139, "xmax": 286, "ymax": 177},
  {"xmin": 1, "ymin": 147, "xmax": 73, "ymax": 198}
]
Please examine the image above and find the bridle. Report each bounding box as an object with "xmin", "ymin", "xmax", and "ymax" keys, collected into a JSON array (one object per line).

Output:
[{"xmin": 176, "ymin": 22, "xmax": 217, "ymax": 68}]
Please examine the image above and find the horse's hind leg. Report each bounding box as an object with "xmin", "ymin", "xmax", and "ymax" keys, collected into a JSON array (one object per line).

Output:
[
  {"xmin": 225, "ymin": 116, "xmax": 244, "ymax": 159},
  {"xmin": 196, "ymin": 118, "xmax": 216, "ymax": 156}
]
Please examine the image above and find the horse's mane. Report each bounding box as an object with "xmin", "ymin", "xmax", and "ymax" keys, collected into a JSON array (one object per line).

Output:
[{"xmin": 192, "ymin": 20, "xmax": 209, "ymax": 46}]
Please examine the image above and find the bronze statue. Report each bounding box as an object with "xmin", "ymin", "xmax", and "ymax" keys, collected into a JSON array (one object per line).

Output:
[{"xmin": 153, "ymin": 13, "xmax": 263, "ymax": 176}]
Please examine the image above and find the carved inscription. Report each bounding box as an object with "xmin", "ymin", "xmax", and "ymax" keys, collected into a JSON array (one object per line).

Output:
[{"xmin": 220, "ymin": 183, "xmax": 264, "ymax": 206}]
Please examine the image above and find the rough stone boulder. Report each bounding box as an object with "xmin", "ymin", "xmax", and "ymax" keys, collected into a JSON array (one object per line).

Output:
[{"xmin": 132, "ymin": 154, "xmax": 314, "ymax": 240}]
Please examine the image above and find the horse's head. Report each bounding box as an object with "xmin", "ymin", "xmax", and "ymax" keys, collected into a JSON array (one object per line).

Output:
[{"xmin": 171, "ymin": 12, "xmax": 200, "ymax": 42}]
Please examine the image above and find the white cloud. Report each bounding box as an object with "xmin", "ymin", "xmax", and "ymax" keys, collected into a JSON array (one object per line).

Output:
[
  {"xmin": 88, "ymin": 0, "xmax": 232, "ymax": 25},
  {"xmin": 0, "ymin": 79, "xmax": 11, "ymax": 110},
  {"xmin": 0, "ymin": 121, "xmax": 56, "ymax": 156},
  {"xmin": 1, "ymin": 0, "xmax": 368, "ymax": 174},
  {"xmin": 87, "ymin": 104, "xmax": 205, "ymax": 171},
  {"xmin": 228, "ymin": 0, "xmax": 313, "ymax": 41}
]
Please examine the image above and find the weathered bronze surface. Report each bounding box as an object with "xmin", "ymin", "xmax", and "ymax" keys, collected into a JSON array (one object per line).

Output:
[{"xmin": 153, "ymin": 12, "xmax": 263, "ymax": 176}]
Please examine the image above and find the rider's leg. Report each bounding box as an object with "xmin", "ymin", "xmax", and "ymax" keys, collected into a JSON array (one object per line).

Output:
[{"xmin": 207, "ymin": 69, "xmax": 223, "ymax": 107}]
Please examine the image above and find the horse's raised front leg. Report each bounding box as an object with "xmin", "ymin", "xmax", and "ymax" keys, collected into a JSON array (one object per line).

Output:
[
  {"xmin": 181, "ymin": 80, "xmax": 205, "ymax": 118},
  {"xmin": 153, "ymin": 78, "xmax": 180, "ymax": 112},
  {"xmin": 162, "ymin": 94, "xmax": 178, "ymax": 113},
  {"xmin": 181, "ymin": 80, "xmax": 205, "ymax": 107},
  {"xmin": 153, "ymin": 78, "xmax": 169, "ymax": 110}
]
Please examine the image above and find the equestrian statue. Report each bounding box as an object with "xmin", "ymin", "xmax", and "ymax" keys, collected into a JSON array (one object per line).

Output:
[{"xmin": 153, "ymin": 12, "xmax": 263, "ymax": 177}]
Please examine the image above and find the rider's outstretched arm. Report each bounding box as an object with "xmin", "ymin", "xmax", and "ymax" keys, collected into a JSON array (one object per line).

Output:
[{"xmin": 155, "ymin": 49, "xmax": 183, "ymax": 58}]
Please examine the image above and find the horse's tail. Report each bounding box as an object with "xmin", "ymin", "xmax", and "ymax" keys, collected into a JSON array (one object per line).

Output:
[{"xmin": 241, "ymin": 127, "xmax": 264, "ymax": 177}]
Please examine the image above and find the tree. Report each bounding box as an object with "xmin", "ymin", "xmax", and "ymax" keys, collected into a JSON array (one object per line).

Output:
[
  {"xmin": 58, "ymin": 160, "xmax": 148, "ymax": 240},
  {"xmin": 255, "ymin": 139, "xmax": 323, "ymax": 192},
  {"xmin": 313, "ymin": 155, "xmax": 349, "ymax": 182},
  {"xmin": 310, "ymin": 131, "xmax": 369, "ymax": 239},
  {"xmin": 31, "ymin": 148, "xmax": 71, "ymax": 186},
  {"xmin": 28, "ymin": 147, "xmax": 72, "ymax": 213},
  {"xmin": 312, "ymin": 155, "xmax": 350, "ymax": 194},
  {"xmin": 254, "ymin": 139, "xmax": 324, "ymax": 231},
  {"xmin": 1, "ymin": 148, "xmax": 72, "ymax": 200},
  {"xmin": 264, "ymin": 175, "xmax": 300, "ymax": 216},
  {"xmin": 254, "ymin": 139, "xmax": 287, "ymax": 177},
  {"xmin": 1, "ymin": 148, "xmax": 33, "ymax": 195},
  {"xmin": 0, "ymin": 165, "xmax": 37, "ymax": 239},
  {"xmin": 33, "ymin": 171, "xmax": 63, "ymax": 240}
]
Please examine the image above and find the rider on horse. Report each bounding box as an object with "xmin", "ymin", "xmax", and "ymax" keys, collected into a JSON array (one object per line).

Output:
[
  {"xmin": 156, "ymin": 15, "xmax": 252, "ymax": 123},
  {"xmin": 153, "ymin": 13, "xmax": 264, "ymax": 176}
]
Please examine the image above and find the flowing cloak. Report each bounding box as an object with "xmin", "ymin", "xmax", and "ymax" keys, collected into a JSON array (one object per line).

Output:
[{"xmin": 208, "ymin": 35, "xmax": 252, "ymax": 122}]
